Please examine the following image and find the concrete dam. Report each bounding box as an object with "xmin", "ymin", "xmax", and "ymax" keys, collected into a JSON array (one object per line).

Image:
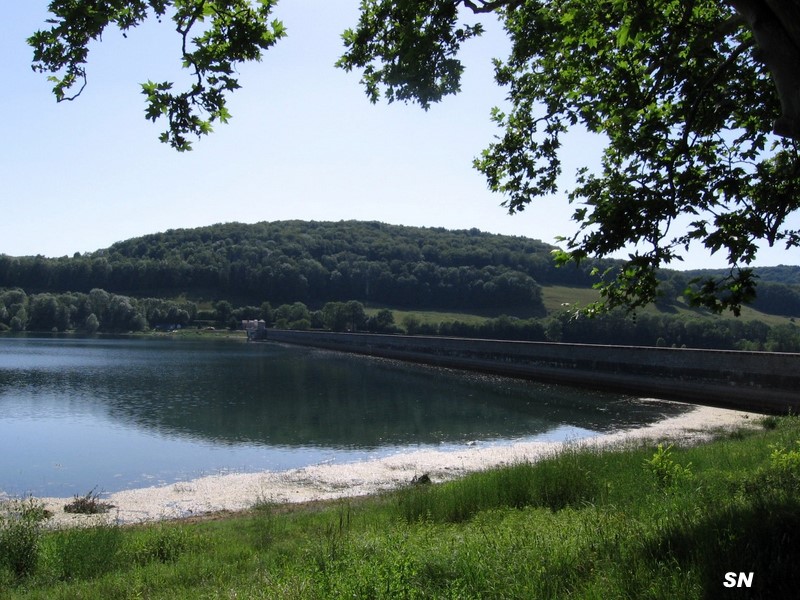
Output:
[{"xmin": 263, "ymin": 330, "xmax": 800, "ymax": 414}]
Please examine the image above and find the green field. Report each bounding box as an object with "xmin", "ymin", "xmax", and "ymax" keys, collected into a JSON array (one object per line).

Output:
[
  {"xmin": 372, "ymin": 308, "xmax": 491, "ymax": 328},
  {"xmin": 540, "ymin": 285, "xmax": 601, "ymax": 314},
  {"xmin": 3, "ymin": 415, "xmax": 799, "ymax": 599},
  {"xmin": 370, "ymin": 285, "xmax": 798, "ymax": 330}
]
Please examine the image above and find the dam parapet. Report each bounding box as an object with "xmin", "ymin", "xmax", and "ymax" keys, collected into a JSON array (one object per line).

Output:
[{"xmin": 264, "ymin": 330, "xmax": 800, "ymax": 414}]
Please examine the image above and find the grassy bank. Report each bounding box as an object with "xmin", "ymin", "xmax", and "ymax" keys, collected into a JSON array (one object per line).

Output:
[{"xmin": 2, "ymin": 416, "xmax": 799, "ymax": 599}]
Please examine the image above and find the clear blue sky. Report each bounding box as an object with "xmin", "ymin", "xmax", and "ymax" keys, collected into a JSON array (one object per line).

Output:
[{"xmin": 2, "ymin": 2, "xmax": 796, "ymax": 270}]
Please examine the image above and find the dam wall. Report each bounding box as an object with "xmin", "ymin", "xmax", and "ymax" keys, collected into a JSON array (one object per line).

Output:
[{"xmin": 264, "ymin": 330, "xmax": 800, "ymax": 414}]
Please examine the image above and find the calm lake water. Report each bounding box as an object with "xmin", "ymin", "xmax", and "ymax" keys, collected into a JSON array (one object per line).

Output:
[{"xmin": 0, "ymin": 336, "xmax": 690, "ymax": 497}]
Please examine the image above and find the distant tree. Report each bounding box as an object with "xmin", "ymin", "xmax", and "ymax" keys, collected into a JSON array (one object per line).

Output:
[
  {"xmin": 89, "ymin": 288, "xmax": 111, "ymax": 322},
  {"xmin": 259, "ymin": 301, "xmax": 274, "ymax": 325},
  {"xmin": 274, "ymin": 302, "xmax": 311, "ymax": 329},
  {"xmin": 288, "ymin": 318, "xmax": 311, "ymax": 331},
  {"xmin": 84, "ymin": 313, "xmax": 100, "ymax": 334},
  {"xmin": 322, "ymin": 301, "xmax": 367, "ymax": 332},
  {"xmin": 28, "ymin": 294, "xmax": 70, "ymax": 332},
  {"xmin": 751, "ymin": 282, "xmax": 800, "ymax": 316},
  {"xmin": 322, "ymin": 302, "xmax": 349, "ymax": 332},
  {"xmin": 345, "ymin": 301, "xmax": 368, "ymax": 332},
  {"xmin": 10, "ymin": 307, "xmax": 27, "ymax": 332},
  {"xmin": 367, "ymin": 308, "xmax": 397, "ymax": 333},
  {"xmin": 1, "ymin": 289, "xmax": 27, "ymax": 310},
  {"xmin": 544, "ymin": 318, "xmax": 563, "ymax": 343},
  {"xmin": 402, "ymin": 314, "xmax": 422, "ymax": 335},
  {"xmin": 232, "ymin": 305, "xmax": 261, "ymax": 321},
  {"xmin": 214, "ymin": 300, "xmax": 234, "ymax": 324},
  {"xmin": 107, "ymin": 294, "xmax": 147, "ymax": 332},
  {"xmin": 310, "ymin": 309, "xmax": 325, "ymax": 329}
]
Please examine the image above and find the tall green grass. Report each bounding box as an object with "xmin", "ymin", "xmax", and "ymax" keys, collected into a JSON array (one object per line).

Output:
[
  {"xmin": 397, "ymin": 447, "xmax": 599, "ymax": 524},
  {"xmin": 2, "ymin": 415, "xmax": 800, "ymax": 599}
]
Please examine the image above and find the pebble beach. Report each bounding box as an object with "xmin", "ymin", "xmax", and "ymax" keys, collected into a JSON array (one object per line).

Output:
[{"xmin": 29, "ymin": 402, "xmax": 759, "ymax": 528}]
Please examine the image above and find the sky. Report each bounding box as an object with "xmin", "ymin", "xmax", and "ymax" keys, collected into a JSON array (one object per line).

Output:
[{"xmin": 1, "ymin": 2, "xmax": 797, "ymax": 270}]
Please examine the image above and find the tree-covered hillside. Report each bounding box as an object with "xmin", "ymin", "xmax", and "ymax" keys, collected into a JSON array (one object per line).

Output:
[
  {"xmin": 682, "ymin": 267, "xmax": 800, "ymax": 317},
  {"xmin": 0, "ymin": 221, "xmax": 593, "ymax": 311},
  {"xmin": 1, "ymin": 220, "xmax": 799, "ymax": 349},
  {"xmin": 1, "ymin": 220, "xmax": 799, "ymax": 317}
]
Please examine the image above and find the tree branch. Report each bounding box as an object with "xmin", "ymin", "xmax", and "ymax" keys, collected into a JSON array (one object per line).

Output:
[
  {"xmin": 681, "ymin": 38, "xmax": 755, "ymax": 148},
  {"xmin": 460, "ymin": 0, "xmax": 522, "ymax": 14}
]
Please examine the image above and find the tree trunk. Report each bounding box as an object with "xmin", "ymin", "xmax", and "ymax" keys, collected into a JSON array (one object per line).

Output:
[{"xmin": 730, "ymin": 0, "xmax": 800, "ymax": 139}]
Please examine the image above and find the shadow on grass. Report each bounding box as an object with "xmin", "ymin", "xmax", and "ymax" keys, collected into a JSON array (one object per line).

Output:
[{"xmin": 646, "ymin": 499, "xmax": 800, "ymax": 600}]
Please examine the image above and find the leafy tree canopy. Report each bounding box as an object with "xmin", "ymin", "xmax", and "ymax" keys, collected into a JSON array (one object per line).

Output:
[{"xmin": 29, "ymin": 0, "xmax": 800, "ymax": 315}]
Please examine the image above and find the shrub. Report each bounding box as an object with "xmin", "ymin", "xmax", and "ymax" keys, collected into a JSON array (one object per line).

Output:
[
  {"xmin": 0, "ymin": 517, "xmax": 39, "ymax": 578},
  {"xmin": 63, "ymin": 488, "xmax": 114, "ymax": 515},
  {"xmin": 742, "ymin": 439, "xmax": 800, "ymax": 501},
  {"xmin": 0, "ymin": 498, "xmax": 50, "ymax": 579},
  {"xmin": 644, "ymin": 444, "xmax": 694, "ymax": 490}
]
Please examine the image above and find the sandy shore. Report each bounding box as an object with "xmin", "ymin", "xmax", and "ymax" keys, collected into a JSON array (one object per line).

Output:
[{"xmin": 24, "ymin": 402, "xmax": 760, "ymax": 528}]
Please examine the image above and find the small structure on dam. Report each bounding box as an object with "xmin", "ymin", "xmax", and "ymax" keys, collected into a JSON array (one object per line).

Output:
[
  {"xmin": 242, "ymin": 319, "xmax": 268, "ymax": 341},
  {"xmin": 263, "ymin": 330, "xmax": 800, "ymax": 414}
]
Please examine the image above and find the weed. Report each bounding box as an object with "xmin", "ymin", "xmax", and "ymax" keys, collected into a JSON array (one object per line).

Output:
[
  {"xmin": 125, "ymin": 524, "xmax": 190, "ymax": 566},
  {"xmin": 63, "ymin": 487, "xmax": 114, "ymax": 515},
  {"xmin": 761, "ymin": 415, "xmax": 780, "ymax": 430},
  {"xmin": 9, "ymin": 497, "xmax": 52, "ymax": 524},
  {"xmin": 769, "ymin": 440, "xmax": 800, "ymax": 476},
  {"xmin": 742, "ymin": 439, "xmax": 800, "ymax": 502},
  {"xmin": 0, "ymin": 497, "xmax": 50, "ymax": 579},
  {"xmin": 314, "ymin": 503, "xmax": 352, "ymax": 574},
  {"xmin": 250, "ymin": 503, "xmax": 280, "ymax": 551},
  {"xmin": 0, "ymin": 515, "xmax": 40, "ymax": 579},
  {"xmin": 644, "ymin": 444, "xmax": 694, "ymax": 489}
]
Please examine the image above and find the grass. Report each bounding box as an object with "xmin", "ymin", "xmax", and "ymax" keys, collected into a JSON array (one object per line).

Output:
[
  {"xmin": 540, "ymin": 285, "xmax": 798, "ymax": 326},
  {"xmin": 2, "ymin": 415, "xmax": 800, "ymax": 598},
  {"xmin": 372, "ymin": 286, "xmax": 798, "ymax": 329},
  {"xmin": 371, "ymin": 308, "xmax": 492, "ymax": 329},
  {"xmin": 396, "ymin": 448, "xmax": 600, "ymax": 524},
  {"xmin": 540, "ymin": 285, "xmax": 601, "ymax": 313}
]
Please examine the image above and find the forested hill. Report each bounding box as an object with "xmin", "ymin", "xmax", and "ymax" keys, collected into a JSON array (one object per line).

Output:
[
  {"xmin": 2, "ymin": 220, "xmax": 799, "ymax": 316},
  {"xmin": 683, "ymin": 265, "xmax": 800, "ymax": 286},
  {"xmin": 0, "ymin": 221, "xmax": 596, "ymax": 311}
]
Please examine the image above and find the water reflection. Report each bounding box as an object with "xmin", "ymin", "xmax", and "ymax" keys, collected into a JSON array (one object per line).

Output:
[{"xmin": 0, "ymin": 337, "xmax": 690, "ymax": 496}]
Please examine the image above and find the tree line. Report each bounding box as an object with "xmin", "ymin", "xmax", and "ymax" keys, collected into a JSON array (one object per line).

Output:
[
  {"xmin": 422, "ymin": 311, "xmax": 800, "ymax": 353},
  {"xmin": 0, "ymin": 288, "xmax": 399, "ymax": 337},
  {"xmin": 0, "ymin": 288, "xmax": 196, "ymax": 334},
  {"xmin": 3, "ymin": 286, "xmax": 798, "ymax": 352}
]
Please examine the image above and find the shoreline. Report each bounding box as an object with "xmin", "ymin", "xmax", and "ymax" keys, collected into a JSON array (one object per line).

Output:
[{"xmin": 27, "ymin": 402, "xmax": 760, "ymax": 528}]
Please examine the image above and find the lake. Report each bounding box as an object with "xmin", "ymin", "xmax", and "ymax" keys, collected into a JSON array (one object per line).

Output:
[{"xmin": 0, "ymin": 336, "xmax": 690, "ymax": 497}]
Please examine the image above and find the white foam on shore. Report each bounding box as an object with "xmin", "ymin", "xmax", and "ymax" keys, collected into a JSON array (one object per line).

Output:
[{"xmin": 29, "ymin": 403, "xmax": 759, "ymax": 528}]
